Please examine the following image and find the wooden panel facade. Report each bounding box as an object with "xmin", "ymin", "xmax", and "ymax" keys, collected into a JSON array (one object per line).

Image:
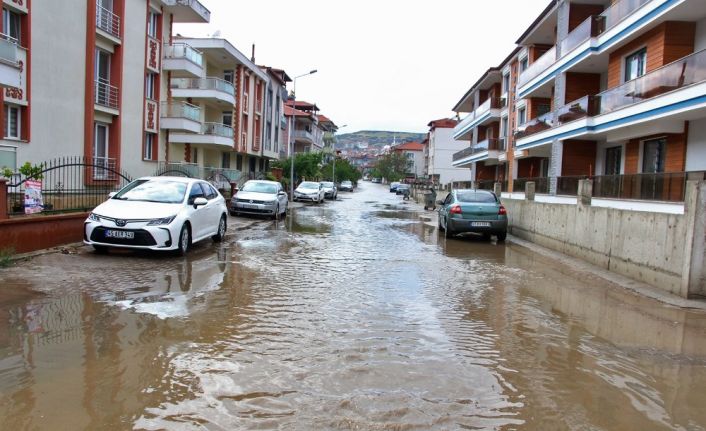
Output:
[
  {"xmin": 562, "ymin": 140, "xmax": 597, "ymax": 176},
  {"xmin": 568, "ymin": 3, "xmax": 605, "ymax": 32},
  {"xmin": 565, "ymin": 72, "xmax": 601, "ymax": 103},
  {"xmin": 517, "ymin": 157, "xmax": 544, "ymax": 178}
]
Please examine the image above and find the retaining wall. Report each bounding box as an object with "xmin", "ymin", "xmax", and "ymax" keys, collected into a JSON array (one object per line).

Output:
[
  {"xmin": 0, "ymin": 213, "xmax": 88, "ymax": 254},
  {"xmin": 503, "ymin": 180, "xmax": 706, "ymax": 299}
]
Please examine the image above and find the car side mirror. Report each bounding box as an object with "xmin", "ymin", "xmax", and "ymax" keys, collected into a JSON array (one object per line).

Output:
[
  {"xmin": 278, "ymin": 191, "xmax": 287, "ymax": 196},
  {"xmin": 108, "ymin": 192, "xmax": 117, "ymax": 198},
  {"xmin": 193, "ymin": 197, "xmax": 208, "ymax": 207}
]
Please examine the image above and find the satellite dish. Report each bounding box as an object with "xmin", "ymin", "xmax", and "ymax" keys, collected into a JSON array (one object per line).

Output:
[{"xmin": 212, "ymin": 30, "xmax": 222, "ymax": 38}]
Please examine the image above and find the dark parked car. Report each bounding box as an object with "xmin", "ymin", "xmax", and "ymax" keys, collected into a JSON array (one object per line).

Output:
[
  {"xmin": 395, "ymin": 184, "xmax": 410, "ymax": 195},
  {"xmin": 339, "ymin": 180, "xmax": 354, "ymax": 192},
  {"xmin": 389, "ymin": 182, "xmax": 400, "ymax": 193},
  {"xmin": 437, "ymin": 189, "xmax": 507, "ymax": 241}
]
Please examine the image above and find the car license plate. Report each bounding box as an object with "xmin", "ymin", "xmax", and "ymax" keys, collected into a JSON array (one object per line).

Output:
[
  {"xmin": 471, "ymin": 221, "xmax": 491, "ymax": 227},
  {"xmin": 105, "ymin": 230, "xmax": 134, "ymax": 239}
]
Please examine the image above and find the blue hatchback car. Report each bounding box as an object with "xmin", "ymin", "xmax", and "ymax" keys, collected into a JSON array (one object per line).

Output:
[{"xmin": 438, "ymin": 189, "xmax": 507, "ymax": 241}]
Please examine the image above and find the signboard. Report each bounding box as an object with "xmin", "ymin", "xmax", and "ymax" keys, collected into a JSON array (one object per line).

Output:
[{"xmin": 24, "ymin": 179, "xmax": 43, "ymax": 214}]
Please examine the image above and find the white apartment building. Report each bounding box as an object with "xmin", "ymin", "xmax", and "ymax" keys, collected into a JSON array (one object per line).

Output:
[
  {"xmin": 260, "ymin": 66, "xmax": 290, "ymax": 164},
  {"xmin": 393, "ymin": 141, "xmax": 425, "ymax": 178},
  {"xmin": 425, "ymin": 118, "xmax": 471, "ymax": 185}
]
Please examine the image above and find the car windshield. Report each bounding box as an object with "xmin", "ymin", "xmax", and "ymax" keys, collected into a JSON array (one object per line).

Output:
[
  {"xmin": 299, "ymin": 182, "xmax": 319, "ymax": 189},
  {"xmin": 321, "ymin": 182, "xmax": 334, "ymax": 187},
  {"xmin": 241, "ymin": 182, "xmax": 278, "ymax": 194},
  {"xmin": 342, "ymin": 181, "xmax": 352, "ymax": 185},
  {"xmin": 113, "ymin": 180, "xmax": 187, "ymax": 204},
  {"xmin": 456, "ymin": 190, "xmax": 497, "ymax": 203}
]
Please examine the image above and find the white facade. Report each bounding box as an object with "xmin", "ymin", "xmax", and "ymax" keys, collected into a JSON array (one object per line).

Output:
[{"xmin": 428, "ymin": 126, "xmax": 472, "ymax": 184}]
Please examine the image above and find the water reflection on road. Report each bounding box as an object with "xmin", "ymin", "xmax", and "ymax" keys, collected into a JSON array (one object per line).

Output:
[{"xmin": 1, "ymin": 182, "xmax": 706, "ymax": 429}]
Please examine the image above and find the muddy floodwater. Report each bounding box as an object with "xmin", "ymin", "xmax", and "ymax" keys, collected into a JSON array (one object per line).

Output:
[{"xmin": 2, "ymin": 182, "xmax": 706, "ymax": 430}]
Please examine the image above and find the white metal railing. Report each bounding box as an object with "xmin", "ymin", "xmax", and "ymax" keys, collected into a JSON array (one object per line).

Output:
[
  {"xmin": 95, "ymin": 80, "xmax": 119, "ymax": 109},
  {"xmin": 95, "ymin": 3, "xmax": 121, "ymax": 39},
  {"xmin": 163, "ymin": 43, "xmax": 203, "ymax": 66},
  {"xmin": 0, "ymin": 34, "xmax": 18, "ymax": 65},
  {"xmin": 293, "ymin": 130, "xmax": 314, "ymax": 141},
  {"xmin": 170, "ymin": 77, "xmax": 235, "ymax": 96},
  {"xmin": 93, "ymin": 156, "xmax": 116, "ymax": 180},
  {"xmin": 203, "ymin": 122, "xmax": 234, "ymax": 138},
  {"xmin": 160, "ymin": 101, "xmax": 201, "ymax": 122}
]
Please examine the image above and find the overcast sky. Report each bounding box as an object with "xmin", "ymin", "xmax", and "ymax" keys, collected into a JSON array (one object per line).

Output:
[{"xmin": 175, "ymin": 0, "xmax": 550, "ymax": 134}]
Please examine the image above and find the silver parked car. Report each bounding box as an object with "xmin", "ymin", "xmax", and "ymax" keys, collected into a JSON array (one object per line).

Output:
[
  {"xmin": 320, "ymin": 181, "xmax": 338, "ymax": 200},
  {"xmin": 230, "ymin": 180, "xmax": 288, "ymax": 219},
  {"xmin": 294, "ymin": 181, "xmax": 325, "ymax": 203},
  {"xmin": 339, "ymin": 180, "xmax": 354, "ymax": 192}
]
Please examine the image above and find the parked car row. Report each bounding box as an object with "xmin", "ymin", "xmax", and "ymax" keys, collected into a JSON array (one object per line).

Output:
[{"xmin": 84, "ymin": 177, "xmax": 357, "ymax": 255}]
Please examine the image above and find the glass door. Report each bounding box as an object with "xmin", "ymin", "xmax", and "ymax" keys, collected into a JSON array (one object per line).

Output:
[
  {"xmin": 93, "ymin": 123, "xmax": 109, "ymax": 179},
  {"xmin": 641, "ymin": 138, "xmax": 666, "ymax": 200}
]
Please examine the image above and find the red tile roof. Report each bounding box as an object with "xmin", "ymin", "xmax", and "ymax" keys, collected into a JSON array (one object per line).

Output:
[
  {"xmin": 427, "ymin": 118, "xmax": 458, "ymax": 129},
  {"xmin": 286, "ymin": 100, "xmax": 319, "ymax": 111},
  {"xmin": 284, "ymin": 106, "xmax": 314, "ymax": 118},
  {"xmin": 393, "ymin": 141, "xmax": 425, "ymax": 151}
]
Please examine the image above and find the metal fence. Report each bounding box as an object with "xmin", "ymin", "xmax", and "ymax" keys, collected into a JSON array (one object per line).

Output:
[
  {"xmin": 592, "ymin": 171, "xmax": 705, "ymax": 202},
  {"xmin": 6, "ymin": 156, "xmax": 133, "ymax": 217},
  {"xmin": 513, "ymin": 177, "xmax": 550, "ymax": 194}
]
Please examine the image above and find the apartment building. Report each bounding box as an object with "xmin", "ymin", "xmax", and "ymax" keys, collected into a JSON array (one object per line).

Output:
[
  {"xmin": 453, "ymin": 0, "xmax": 706, "ymax": 199},
  {"xmin": 0, "ymin": 0, "xmax": 24, "ymax": 170},
  {"xmin": 424, "ymin": 118, "xmax": 471, "ymax": 185},
  {"xmin": 164, "ymin": 37, "xmax": 271, "ymax": 179},
  {"xmin": 0, "ymin": 1, "xmax": 210, "ymax": 178},
  {"xmin": 284, "ymin": 100, "xmax": 336, "ymax": 154},
  {"xmin": 392, "ymin": 141, "xmax": 425, "ymax": 178},
  {"xmin": 261, "ymin": 66, "xmax": 291, "ymax": 163}
]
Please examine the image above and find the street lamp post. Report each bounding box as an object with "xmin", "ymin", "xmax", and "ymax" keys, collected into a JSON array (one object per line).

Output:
[
  {"xmin": 332, "ymin": 124, "xmax": 347, "ymax": 188},
  {"xmin": 289, "ymin": 69, "xmax": 318, "ymax": 202}
]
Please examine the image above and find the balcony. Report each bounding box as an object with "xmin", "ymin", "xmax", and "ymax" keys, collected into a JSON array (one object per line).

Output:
[
  {"xmin": 169, "ymin": 122, "xmax": 234, "ymax": 149},
  {"xmin": 452, "ymin": 98, "xmax": 503, "ymax": 140},
  {"xmin": 94, "ymin": 80, "xmax": 119, "ymax": 112},
  {"xmin": 160, "ymin": 101, "xmax": 201, "ymax": 133},
  {"xmin": 0, "ymin": 35, "xmax": 21, "ymax": 88},
  {"xmin": 452, "ymin": 138, "xmax": 502, "ymax": 166},
  {"xmin": 95, "ymin": 4, "xmax": 121, "ymax": 41},
  {"xmin": 162, "ymin": 0, "xmax": 210, "ymax": 23},
  {"xmin": 170, "ymin": 77, "xmax": 235, "ymax": 105},
  {"xmin": 163, "ymin": 43, "xmax": 203, "ymax": 77},
  {"xmin": 516, "ymin": 49, "xmax": 706, "ymax": 148},
  {"xmin": 293, "ymin": 130, "xmax": 314, "ymax": 144},
  {"xmin": 517, "ymin": 0, "xmax": 657, "ymax": 98},
  {"xmin": 157, "ymin": 161, "xmax": 201, "ymax": 178}
]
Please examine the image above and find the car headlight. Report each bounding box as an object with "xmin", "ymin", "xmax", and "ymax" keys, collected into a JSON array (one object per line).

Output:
[
  {"xmin": 147, "ymin": 215, "xmax": 177, "ymax": 226},
  {"xmin": 88, "ymin": 212, "xmax": 101, "ymax": 222}
]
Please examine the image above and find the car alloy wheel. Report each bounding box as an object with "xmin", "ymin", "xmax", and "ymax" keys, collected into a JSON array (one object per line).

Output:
[
  {"xmin": 212, "ymin": 216, "xmax": 226, "ymax": 242},
  {"xmin": 177, "ymin": 224, "xmax": 190, "ymax": 255},
  {"xmin": 444, "ymin": 219, "xmax": 454, "ymax": 239}
]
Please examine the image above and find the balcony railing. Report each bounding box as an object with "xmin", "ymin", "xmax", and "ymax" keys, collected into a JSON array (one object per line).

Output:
[
  {"xmin": 518, "ymin": 46, "xmax": 556, "ymax": 87},
  {"xmin": 93, "ymin": 156, "xmax": 116, "ymax": 180},
  {"xmin": 0, "ymin": 34, "xmax": 18, "ymax": 65},
  {"xmin": 95, "ymin": 80, "xmax": 119, "ymax": 109},
  {"xmin": 293, "ymin": 130, "xmax": 314, "ymax": 141},
  {"xmin": 514, "ymin": 111, "xmax": 555, "ymax": 139},
  {"xmin": 170, "ymin": 77, "xmax": 235, "ymax": 96},
  {"xmin": 598, "ymin": 49, "xmax": 706, "ymax": 115},
  {"xmin": 203, "ymin": 122, "xmax": 234, "ymax": 138},
  {"xmin": 600, "ymin": 0, "xmax": 652, "ymax": 33},
  {"xmin": 516, "ymin": 95, "xmax": 600, "ymax": 140},
  {"xmin": 160, "ymin": 101, "xmax": 200, "ymax": 122},
  {"xmin": 560, "ymin": 16, "xmax": 604, "ymax": 56},
  {"xmin": 513, "ymin": 177, "xmax": 550, "ymax": 194},
  {"xmin": 157, "ymin": 161, "xmax": 200, "ymax": 178},
  {"xmin": 163, "ymin": 43, "xmax": 203, "ymax": 66},
  {"xmin": 593, "ymin": 171, "xmax": 705, "ymax": 202},
  {"xmin": 96, "ymin": 4, "xmax": 120, "ymax": 39}
]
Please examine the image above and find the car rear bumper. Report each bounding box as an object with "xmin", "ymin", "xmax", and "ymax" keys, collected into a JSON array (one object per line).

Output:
[{"xmin": 448, "ymin": 218, "xmax": 507, "ymax": 234}]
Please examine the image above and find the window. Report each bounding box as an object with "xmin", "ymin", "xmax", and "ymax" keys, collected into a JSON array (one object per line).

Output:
[
  {"xmin": 188, "ymin": 183, "xmax": 205, "ymax": 204},
  {"xmin": 624, "ymin": 48, "xmax": 647, "ymax": 82},
  {"xmin": 4, "ymin": 104, "xmax": 20, "ymax": 139},
  {"xmin": 95, "ymin": 49, "xmax": 111, "ymax": 82},
  {"xmin": 520, "ymin": 57, "xmax": 528, "ymax": 72},
  {"xmin": 2, "ymin": 8, "xmax": 20, "ymax": 43},
  {"xmin": 223, "ymin": 70, "xmax": 234, "ymax": 84},
  {"xmin": 192, "ymin": 147, "xmax": 198, "ymax": 164},
  {"xmin": 236, "ymin": 154, "xmax": 243, "ymax": 171},
  {"xmin": 605, "ymin": 146, "xmax": 622, "ymax": 175},
  {"xmin": 642, "ymin": 138, "xmax": 666, "ymax": 173},
  {"xmin": 201, "ymin": 182, "xmax": 218, "ymax": 200},
  {"xmin": 537, "ymin": 103, "xmax": 551, "ymax": 117},
  {"xmin": 222, "ymin": 111, "xmax": 232, "ymax": 127},
  {"xmin": 518, "ymin": 107, "xmax": 526, "ymax": 125},
  {"xmin": 221, "ymin": 152, "xmax": 230, "ymax": 168},
  {"xmin": 94, "ymin": 123, "xmax": 109, "ymax": 178},
  {"xmin": 147, "ymin": 11, "xmax": 158, "ymax": 38},
  {"xmin": 145, "ymin": 73, "xmax": 156, "ymax": 99},
  {"xmin": 502, "ymin": 73, "xmax": 510, "ymax": 93},
  {"xmin": 144, "ymin": 133, "xmax": 156, "ymax": 160},
  {"xmin": 501, "ymin": 116, "xmax": 509, "ymax": 137}
]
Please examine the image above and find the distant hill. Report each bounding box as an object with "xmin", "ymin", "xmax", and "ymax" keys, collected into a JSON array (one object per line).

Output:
[{"xmin": 336, "ymin": 131, "xmax": 425, "ymax": 150}]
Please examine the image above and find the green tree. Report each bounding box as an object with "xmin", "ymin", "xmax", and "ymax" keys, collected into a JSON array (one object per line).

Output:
[
  {"xmin": 321, "ymin": 158, "xmax": 362, "ymax": 184},
  {"xmin": 271, "ymin": 152, "xmax": 325, "ymax": 187},
  {"xmin": 372, "ymin": 152, "xmax": 408, "ymax": 182}
]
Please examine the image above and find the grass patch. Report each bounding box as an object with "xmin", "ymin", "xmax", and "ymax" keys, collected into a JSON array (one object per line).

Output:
[{"xmin": 0, "ymin": 248, "xmax": 14, "ymax": 268}]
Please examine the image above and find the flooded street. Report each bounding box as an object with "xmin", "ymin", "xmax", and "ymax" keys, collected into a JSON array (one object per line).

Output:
[{"xmin": 2, "ymin": 182, "xmax": 706, "ymax": 430}]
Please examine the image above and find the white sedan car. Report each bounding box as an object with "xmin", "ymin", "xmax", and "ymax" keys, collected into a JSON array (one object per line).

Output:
[
  {"xmin": 84, "ymin": 177, "xmax": 228, "ymax": 255},
  {"xmin": 293, "ymin": 181, "xmax": 325, "ymax": 203}
]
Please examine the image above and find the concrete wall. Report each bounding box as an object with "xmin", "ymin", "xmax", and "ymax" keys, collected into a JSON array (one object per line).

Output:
[
  {"xmin": 504, "ymin": 198, "xmax": 688, "ymax": 295},
  {"xmin": 0, "ymin": 213, "xmax": 88, "ymax": 254}
]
